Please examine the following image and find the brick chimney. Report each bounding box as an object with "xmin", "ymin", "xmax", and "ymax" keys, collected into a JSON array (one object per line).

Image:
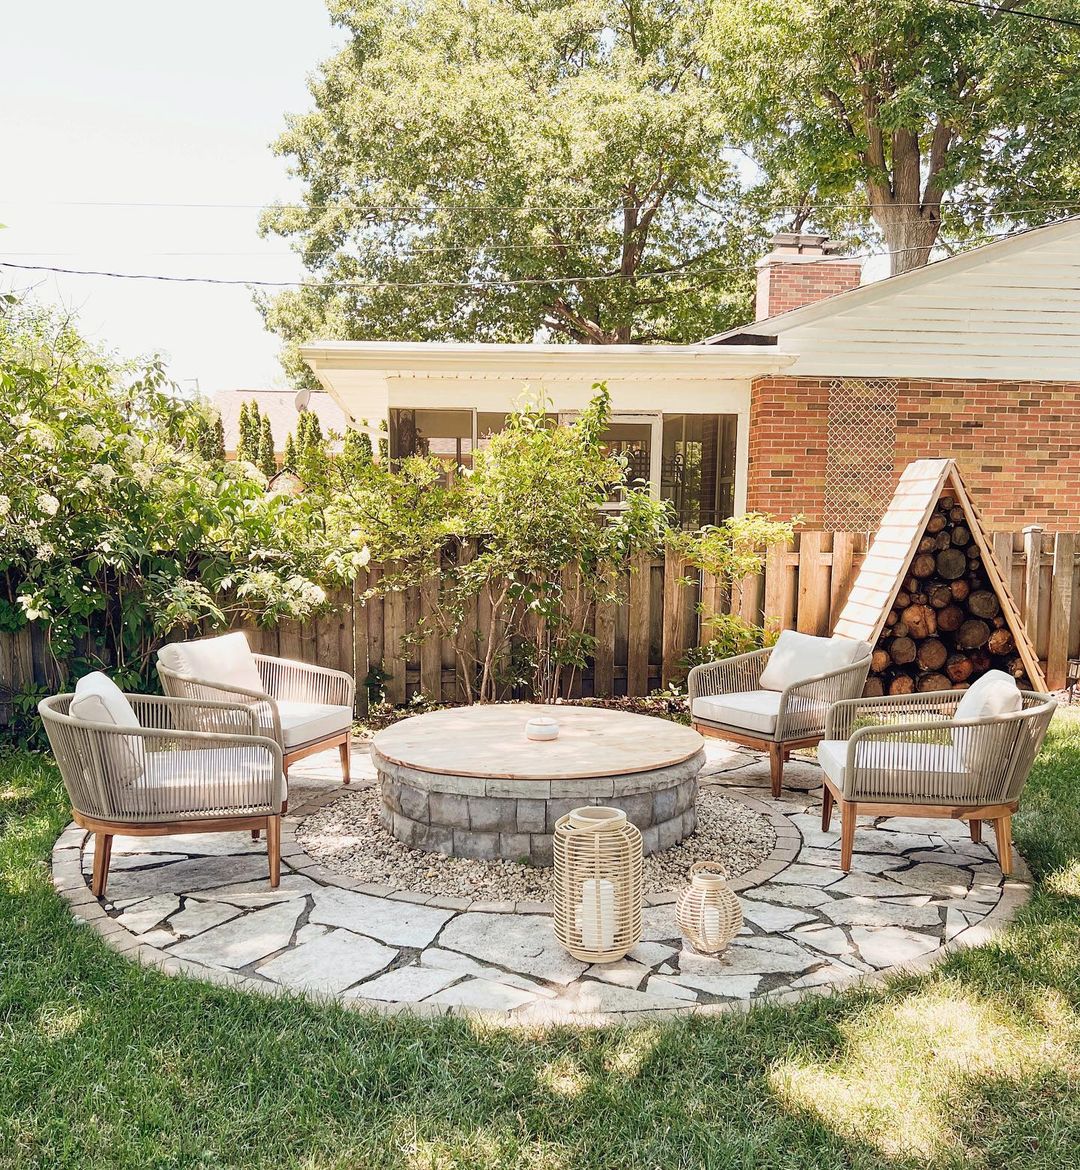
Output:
[{"xmin": 755, "ymin": 232, "xmax": 863, "ymax": 320}]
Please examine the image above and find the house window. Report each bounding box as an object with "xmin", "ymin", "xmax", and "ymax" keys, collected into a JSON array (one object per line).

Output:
[
  {"xmin": 824, "ymin": 379, "xmax": 899, "ymax": 530},
  {"xmin": 661, "ymin": 414, "xmax": 738, "ymax": 528},
  {"xmin": 389, "ymin": 408, "xmax": 474, "ymax": 471}
]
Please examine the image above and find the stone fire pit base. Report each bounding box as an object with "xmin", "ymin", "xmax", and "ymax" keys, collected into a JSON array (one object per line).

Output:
[{"xmin": 373, "ymin": 750, "xmax": 705, "ymax": 865}]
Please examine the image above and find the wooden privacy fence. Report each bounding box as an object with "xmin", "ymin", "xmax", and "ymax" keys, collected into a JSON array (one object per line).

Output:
[{"xmin": 3, "ymin": 525, "xmax": 1079, "ymax": 724}]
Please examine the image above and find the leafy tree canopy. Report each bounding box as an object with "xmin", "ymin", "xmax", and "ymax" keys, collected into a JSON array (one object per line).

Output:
[
  {"xmin": 706, "ymin": 0, "xmax": 1080, "ymax": 273},
  {"xmin": 260, "ymin": 0, "xmax": 764, "ymax": 381}
]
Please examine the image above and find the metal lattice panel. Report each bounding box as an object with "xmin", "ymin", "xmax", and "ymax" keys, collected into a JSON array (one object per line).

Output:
[{"xmin": 824, "ymin": 378, "xmax": 899, "ymax": 531}]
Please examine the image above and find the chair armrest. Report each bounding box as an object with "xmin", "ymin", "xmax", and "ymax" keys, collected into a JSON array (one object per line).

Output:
[
  {"xmin": 777, "ymin": 655, "xmax": 872, "ymax": 739},
  {"xmin": 253, "ymin": 654, "xmax": 355, "ymax": 710},
  {"xmin": 155, "ymin": 665, "xmax": 282, "ymax": 744},
  {"xmin": 126, "ymin": 694, "xmax": 262, "ymax": 736},
  {"xmin": 825, "ymin": 690, "xmax": 963, "ymax": 741},
  {"xmin": 687, "ymin": 648, "xmax": 773, "ymax": 705}
]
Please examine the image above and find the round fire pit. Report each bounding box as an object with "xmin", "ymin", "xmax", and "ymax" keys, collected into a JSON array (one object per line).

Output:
[{"xmin": 370, "ymin": 704, "xmax": 705, "ymax": 865}]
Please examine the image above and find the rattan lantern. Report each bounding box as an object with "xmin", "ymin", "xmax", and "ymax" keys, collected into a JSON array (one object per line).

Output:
[
  {"xmin": 676, "ymin": 861, "xmax": 742, "ymax": 955},
  {"xmin": 553, "ymin": 806, "xmax": 643, "ymax": 963}
]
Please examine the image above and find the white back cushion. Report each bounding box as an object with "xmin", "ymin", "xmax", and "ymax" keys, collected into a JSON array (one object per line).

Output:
[
  {"xmin": 69, "ymin": 672, "xmax": 145, "ymax": 785},
  {"xmin": 953, "ymin": 670, "xmax": 1023, "ymax": 767},
  {"xmin": 759, "ymin": 632, "xmax": 866, "ymax": 692},
  {"xmin": 955, "ymin": 670, "xmax": 1022, "ymax": 722},
  {"xmin": 157, "ymin": 632, "xmax": 263, "ymax": 693}
]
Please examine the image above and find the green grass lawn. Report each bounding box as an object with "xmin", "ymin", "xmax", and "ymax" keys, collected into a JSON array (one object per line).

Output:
[{"xmin": 2, "ymin": 715, "xmax": 1079, "ymax": 1170}]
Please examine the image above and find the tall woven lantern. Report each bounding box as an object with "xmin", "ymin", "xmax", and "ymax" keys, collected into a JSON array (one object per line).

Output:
[
  {"xmin": 553, "ymin": 806, "xmax": 643, "ymax": 963},
  {"xmin": 676, "ymin": 861, "xmax": 743, "ymax": 955}
]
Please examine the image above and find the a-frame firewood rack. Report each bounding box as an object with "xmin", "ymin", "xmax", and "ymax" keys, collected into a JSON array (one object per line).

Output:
[{"xmin": 834, "ymin": 458, "xmax": 1046, "ymax": 694}]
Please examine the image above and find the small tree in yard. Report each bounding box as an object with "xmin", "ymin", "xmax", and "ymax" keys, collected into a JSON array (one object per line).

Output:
[
  {"xmin": 257, "ymin": 414, "xmax": 277, "ymax": 479},
  {"xmin": 323, "ymin": 385, "xmax": 668, "ymax": 703},
  {"xmin": 669, "ymin": 512, "xmax": 798, "ymax": 670}
]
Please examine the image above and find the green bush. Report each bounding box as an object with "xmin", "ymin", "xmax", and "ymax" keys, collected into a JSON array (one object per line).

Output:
[{"xmin": 0, "ymin": 299, "xmax": 327, "ymax": 717}]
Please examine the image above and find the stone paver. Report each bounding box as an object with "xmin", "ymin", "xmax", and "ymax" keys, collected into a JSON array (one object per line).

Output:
[
  {"xmin": 310, "ymin": 887, "xmax": 454, "ymax": 948},
  {"xmin": 257, "ymin": 929, "xmax": 397, "ymax": 993},
  {"xmin": 352, "ymin": 966, "xmax": 461, "ymax": 1003},
  {"xmin": 169, "ymin": 900, "xmax": 303, "ymax": 969},
  {"xmin": 53, "ymin": 737, "xmax": 1027, "ymax": 1023}
]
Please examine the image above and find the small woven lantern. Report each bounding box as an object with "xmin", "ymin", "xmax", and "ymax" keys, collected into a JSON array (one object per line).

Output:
[
  {"xmin": 676, "ymin": 861, "xmax": 743, "ymax": 955},
  {"xmin": 553, "ymin": 806, "xmax": 643, "ymax": 963}
]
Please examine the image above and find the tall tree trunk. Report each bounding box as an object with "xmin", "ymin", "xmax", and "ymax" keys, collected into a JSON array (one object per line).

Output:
[{"xmin": 874, "ymin": 207, "xmax": 942, "ymax": 276}]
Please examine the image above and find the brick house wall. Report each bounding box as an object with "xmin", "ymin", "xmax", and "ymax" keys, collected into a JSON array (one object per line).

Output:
[{"xmin": 747, "ymin": 376, "xmax": 1080, "ymax": 528}]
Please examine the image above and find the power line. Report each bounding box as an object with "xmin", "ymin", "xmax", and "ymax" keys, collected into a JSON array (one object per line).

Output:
[
  {"xmin": 935, "ymin": 0, "xmax": 1080, "ymax": 30},
  {"xmin": 0, "ymin": 260, "xmax": 729, "ymax": 290},
  {"xmin": 0, "ymin": 229, "xmax": 1026, "ymax": 290},
  {"xmin": 5, "ymin": 194, "xmax": 1080, "ymax": 213}
]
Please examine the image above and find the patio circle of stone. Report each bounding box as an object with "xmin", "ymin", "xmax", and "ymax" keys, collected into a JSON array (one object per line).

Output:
[{"xmin": 370, "ymin": 704, "xmax": 706, "ymax": 864}]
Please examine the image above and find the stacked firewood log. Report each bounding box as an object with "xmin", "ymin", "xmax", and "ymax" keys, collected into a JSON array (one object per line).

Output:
[{"xmin": 865, "ymin": 494, "xmax": 1031, "ymax": 697}]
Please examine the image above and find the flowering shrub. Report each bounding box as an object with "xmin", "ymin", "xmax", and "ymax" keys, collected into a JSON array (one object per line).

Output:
[{"xmin": 0, "ymin": 300, "xmax": 327, "ymax": 700}]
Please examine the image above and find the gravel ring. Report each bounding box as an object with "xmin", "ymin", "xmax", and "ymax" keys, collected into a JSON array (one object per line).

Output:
[{"xmin": 297, "ymin": 786, "xmax": 776, "ymax": 903}]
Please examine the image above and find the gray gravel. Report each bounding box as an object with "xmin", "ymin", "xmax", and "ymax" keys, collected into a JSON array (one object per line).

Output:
[{"xmin": 298, "ymin": 787, "xmax": 776, "ymax": 902}]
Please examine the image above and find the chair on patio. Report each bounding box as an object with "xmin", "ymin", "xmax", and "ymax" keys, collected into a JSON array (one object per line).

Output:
[
  {"xmin": 687, "ymin": 631, "xmax": 872, "ymax": 798},
  {"xmin": 817, "ymin": 671, "xmax": 1055, "ymax": 873},
  {"xmin": 39, "ymin": 673, "xmax": 286, "ymax": 897},
  {"xmin": 156, "ymin": 631, "xmax": 354, "ymax": 782}
]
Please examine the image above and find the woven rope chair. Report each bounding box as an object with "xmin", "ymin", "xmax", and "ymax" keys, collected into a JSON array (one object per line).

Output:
[
  {"xmin": 819, "ymin": 689, "xmax": 1056, "ymax": 873},
  {"xmin": 40, "ymin": 692, "xmax": 286, "ymax": 897},
  {"xmin": 156, "ymin": 632, "xmax": 355, "ymax": 782},
  {"xmin": 687, "ymin": 636, "xmax": 872, "ymax": 797}
]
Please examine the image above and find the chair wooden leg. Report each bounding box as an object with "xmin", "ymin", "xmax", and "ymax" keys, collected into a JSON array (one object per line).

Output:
[
  {"xmin": 768, "ymin": 742, "xmax": 784, "ymax": 799},
  {"xmin": 821, "ymin": 785, "xmax": 834, "ymax": 832},
  {"xmin": 266, "ymin": 816, "xmax": 281, "ymax": 888},
  {"xmin": 91, "ymin": 832, "xmax": 114, "ymax": 898},
  {"xmin": 968, "ymin": 818, "xmax": 982, "ymax": 844},
  {"xmin": 993, "ymin": 815, "xmax": 1013, "ymax": 876},
  {"xmin": 339, "ymin": 735, "xmax": 351, "ymax": 785},
  {"xmin": 840, "ymin": 801, "xmax": 857, "ymax": 872}
]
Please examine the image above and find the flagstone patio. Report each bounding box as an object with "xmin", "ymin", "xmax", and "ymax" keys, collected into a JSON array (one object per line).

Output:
[{"xmin": 50, "ymin": 738, "xmax": 1031, "ymax": 1024}]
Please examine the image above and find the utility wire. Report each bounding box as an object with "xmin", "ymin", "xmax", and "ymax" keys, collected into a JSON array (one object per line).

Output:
[
  {"xmin": 935, "ymin": 0, "xmax": 1080, "ymax": 30},
  {"xmin": 0, "ymin": 229, "xmax": 1028, "ymax": 290},
  {"xmin": 5, "ymin": 195, "xmax": 1080, "ymax": 213}
]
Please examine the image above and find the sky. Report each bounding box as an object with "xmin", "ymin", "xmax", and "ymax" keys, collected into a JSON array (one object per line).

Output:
[{"xmin": 1, "ymin": 2, "xmax": 341, "ymax": 395}]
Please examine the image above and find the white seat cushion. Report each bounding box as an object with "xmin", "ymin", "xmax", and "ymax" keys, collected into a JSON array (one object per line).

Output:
[
  {"xmin": 118, "ymin": 748, "xmax": 285, "ymax": 817},
  {"xmin": 69, "ymin": 672, "xmax": 144, "ymax": 784},
  {"xmin": 758, "ymin": 631, "xmax": 867, "ymax": 692},
  {"xmin": 275, "ymin": 700, "xmax": 352, "ymax": 750},
  {"xmin": 817, "ymin": 738, "xmax": 968, "ymax": 788},
  {"xmin": 692, "ymin": 690, "xmax": 828, "ymax": 737},
  {"xmin": 157, "ymin": 632, "xmax": 263, "ymax": 694}
]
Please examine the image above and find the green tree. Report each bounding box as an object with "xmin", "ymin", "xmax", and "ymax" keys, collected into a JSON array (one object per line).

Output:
[
  {"xmin": 324, "ymin": 385, "xmax": 668, "ymax": 702},
  {"xmin": 236, "ymin": 400, "xmax": 261, "ymax": 465},
  {"xmin": 706, "ymin": 0, "xmax": 1080, "ymax": 274},
  {"xmin": 259, "ymin": 0, "xmax": 762, "ymax": 381},
  {"xmin": 257, "ymin": 414, "xmax": 277, "ymax": 479},
  {"xmin": 0, "ymin": 298, "xmax": 327, "ymax": 701},
  {"xmin": 212, "ymin": 413, "xmax": 226, "ymax": 462},
  {"xmin": 295, "ymin": 409, "xmax": 329, "ymax": 489},
  {"xmin": 339, "ymin": 426, "xmax": 373, "ymax": 483},
  {"xmin": 283, "ymin": 431, "xmax": 297, "ymax": 472}
]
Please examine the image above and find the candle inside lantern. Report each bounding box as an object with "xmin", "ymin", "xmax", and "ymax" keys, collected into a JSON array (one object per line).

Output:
[
  {"xmin": 702, "ymin": 904, "xmax": 721, "ymax": 943},
  {"xmin": 578, "ymin": 878, "xmax": 615, "ymax": 951}
]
